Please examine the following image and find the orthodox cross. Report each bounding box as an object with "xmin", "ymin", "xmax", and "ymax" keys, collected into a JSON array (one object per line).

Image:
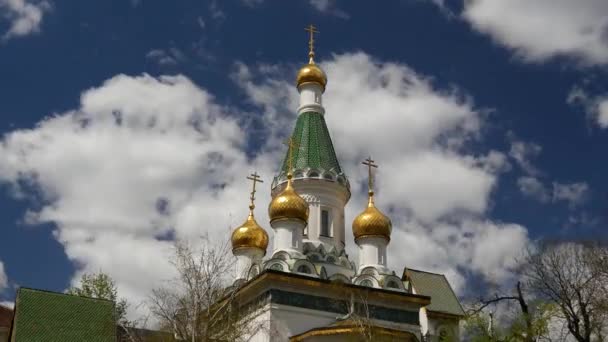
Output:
[
  {"xmin": 246, "ymin": 172, "xmax": 263, "ymax": 211},
  {"xmin": 283, "ymin": 137, "xmax": 300, "ymax": 176},
  {"xmin": 304, "ymin": 24, "xmax": 319, "ymax": 62},
  {"xmin": 362, "ymin": 156, "xmax": 378, "ymax": 194}
]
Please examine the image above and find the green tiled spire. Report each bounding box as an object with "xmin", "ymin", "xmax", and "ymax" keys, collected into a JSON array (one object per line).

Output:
[{"xmin": 280, "ymin": 111, "xmax": 344, "ymax": 175}]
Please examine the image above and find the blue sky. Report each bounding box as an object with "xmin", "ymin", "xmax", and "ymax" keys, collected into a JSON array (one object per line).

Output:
[{"xmin": 0, "ymin": 0, "xmax": 607, "ymax": 310}]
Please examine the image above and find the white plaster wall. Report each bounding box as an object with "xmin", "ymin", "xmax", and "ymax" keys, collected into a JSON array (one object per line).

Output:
[
  {"xmin": 297, "ymin": 83, "xmax": 324, "ymax": 115},
  {"xmin": 271, "ymin": 220, "xmax": 305, "ymax": 255},
  {"xmin": 357, "ymin": 236, "xmax": 388, "ymax": 271},
  {"xmin": 269, "ymin": 304, "xmax": 337, "ymax": 341},
  {"xmin": 234, "ymin": 248, "xmax": 263, "ymax": 280}
]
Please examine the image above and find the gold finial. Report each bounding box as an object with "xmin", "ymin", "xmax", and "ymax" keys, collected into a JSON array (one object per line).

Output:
[
  {"xmin": 304, "ymin": 24, "xmax": 319, "ymax": 64},
  {"xmin": 362, "ymin": 156, "xmax": 378, "ymax": 196},
  {"xmin": 246, "ymin": 172, "xmax": 264, "ymax": 215},
  {"xmin": 283, "ymin": 137, "xmax": 300, "ymax": 179}
]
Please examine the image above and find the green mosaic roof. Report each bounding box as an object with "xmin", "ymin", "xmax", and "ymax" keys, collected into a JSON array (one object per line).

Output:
[
  {"xmin": 11, "ymin": 288, "xmax": 116, "ymax": 342},
  {"xmin": 405, "ymin": 269, "xmax": 465, "ymax": 317},
  {"xmin": 280, "ymin": 111, "xmax": 343, "ymax": 175}
]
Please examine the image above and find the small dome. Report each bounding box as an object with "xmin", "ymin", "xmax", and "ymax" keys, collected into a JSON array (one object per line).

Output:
[
  {"xmin": 231, "ymin": 213, "xmax": 269, "ymax": 253},
  {"xmin": 296, "ymin": 62, "xmax": 327, "ymax": 92},
  {"xmin": 268, "ymin": 176, "xmax": 309, "ymax": 224},
  {"xmin": 352, "ymin": 193, "xmax": 392, "ymax": 242}
]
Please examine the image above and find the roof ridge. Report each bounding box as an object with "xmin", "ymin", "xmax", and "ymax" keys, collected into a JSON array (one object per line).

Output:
[
  {"xmin": 18, "ymin": 287, "xmax": 114, "ymax": 304},
  {"xmin": 405, "ymin": 268, "xmax": 446, "ymax": 277}
]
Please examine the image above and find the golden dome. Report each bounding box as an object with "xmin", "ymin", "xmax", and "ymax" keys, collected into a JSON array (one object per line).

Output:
[
  {"xmin": 352, "ymin": 192, "xmax": 392, "ymax": 242},
  {"xmin": 296, "ymin": 62, "xmax": 327, "ymax": 92},
  {"xmin": 231, "ymin": 212, "xmax": 269, "ymax": 253},
  {"xmin": 268, "ymin": 175, "xmax": 309, "ymax": 224}
]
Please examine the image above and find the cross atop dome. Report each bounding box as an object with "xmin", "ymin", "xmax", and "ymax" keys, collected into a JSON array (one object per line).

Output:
[{"xmin": 304, "ymin": 24, "xmax": 319, "ymax": 64}]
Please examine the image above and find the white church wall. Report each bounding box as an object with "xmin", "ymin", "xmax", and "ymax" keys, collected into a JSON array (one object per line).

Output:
[{"xmin": 268, "ymin": 304, "xmax": 338, "ymax": 341}]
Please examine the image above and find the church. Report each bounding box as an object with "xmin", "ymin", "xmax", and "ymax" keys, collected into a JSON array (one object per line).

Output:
[{"xmin": 228, "ymin": 26, "xmax": 464, "ymax": 342}]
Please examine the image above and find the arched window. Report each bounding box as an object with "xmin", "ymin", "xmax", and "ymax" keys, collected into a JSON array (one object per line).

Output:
[
  {"xmin": 308, "ymin": 171, "xmax": 319, "ymax": 178},
  {"xmin": 326, "ymin": 256, "xmax": 336, "ymax": 263},
  {"xmin": 360, "ymin": 279, "xmax": 373, "ymax": 287},
  {"xmin": 320, "ymin": 209, "xmax": 331, "ymax": 237},
  {"xmin": 297, "ymin": 265, "xmax": 311, "ymax": 274}
]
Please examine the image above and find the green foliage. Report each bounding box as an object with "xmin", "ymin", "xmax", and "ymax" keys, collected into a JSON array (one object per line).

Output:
[
  {"xmin": 464, "ymin": 302, "xmax": 557, "ymax": 342},
  {"xmin": 67, "ymin": 272, "xmax": 129, "ymax": 324}
]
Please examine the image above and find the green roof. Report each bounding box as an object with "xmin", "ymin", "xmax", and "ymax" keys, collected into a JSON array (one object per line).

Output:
[
  {"xmin": 280, "ymin": 111, "xmax": 344, "ymax": 176},
  {"xmin": 405, "ymin": 269, "xmax": 465, "ymax": 317},
  {"xmin": 10, "ymin": 287, "xmax": 116, "ymax": 342}
]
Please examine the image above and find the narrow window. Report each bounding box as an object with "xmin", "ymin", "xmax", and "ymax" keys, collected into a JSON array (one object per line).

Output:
[{"xmin": 321, "ymin": 210, "xmax": 330, "ymax": 237}]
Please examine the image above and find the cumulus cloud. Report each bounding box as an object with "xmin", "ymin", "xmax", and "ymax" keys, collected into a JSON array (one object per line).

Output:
[
  {"xmin": 0, "ymin": 0, "xmax": 51, "ymax": 40},
  {"xmin": 568, "ymin": 86, "xmax": 608, "ymax": 129},
  {"xmin": 0, "ymin": 52, "xmax": 530, "ymax": 316},
  {"xmin": 458, "ymin": 0, "xmax": 608, "ymax": 65},
  {"xmin": 0, "ymin": 74, "xmax": 272, "ymax": 317}
]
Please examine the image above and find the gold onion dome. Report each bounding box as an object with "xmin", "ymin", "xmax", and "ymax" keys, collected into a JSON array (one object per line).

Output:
[
  {"xmin": 353, "ymin": 191, "xmax": 392, "ymax": 242},
  {"xmin": 296, "ymin": 62, "xmax": 327, "ymax": 92},
  {"xmin": 268, "ymin": 175, "xmax": 309, "ymax": 224},
  {"xmin": 231, "ymin": 207, "xmax": 269, "ymax": 253}
]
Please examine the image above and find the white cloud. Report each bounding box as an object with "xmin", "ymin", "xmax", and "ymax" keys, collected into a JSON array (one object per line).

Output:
[
  {"xmin": 0, "ymin": 261, "xmax": 7, "ymax": 292},
  {"xmin": 0, "ymin": 74, "xmax": 272, "ymax": 317},
  {"xmin": 309, "ymin": 0, "xmax": 349, "ymax": 19},
  {"xmin": 553, "ymin": 182, "xmax": 589, "ymax": 207},
  {"xmin": 508, "ymin": 138, "xmax": 542, "ymax": 176},
  {"xmin": 517, "ymin": 176, "xmax": 589, "ymax": 208},
  {"xmin": 460, "ymin": 0, "xmax": 608, "ymax": 65},
  {"xmin": 568, "ymin": 87, "xmax": 608, "ymax": 129},
  {"xmin": 0, "ymin": 53, "xmax": 530, "ymax": 317},
  {"xmin": 0, "ymin": 0, "xmax": 51, "ymax": 40},
  {"xmin": 146, "ymin": 48, "xmax": 186, "ymax": 67},
  {"xmin": 517, "ymin": 176, "xmax": 550, "ymax": 203},
  {"xmin": 0, "ymin": 301, "xmax": 13, "ymax": 309}
]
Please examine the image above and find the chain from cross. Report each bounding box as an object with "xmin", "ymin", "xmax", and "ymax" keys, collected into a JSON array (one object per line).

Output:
[
  {"xmin": 362, "ymin": 156, "xmax": 378, "ymax": 194},
  {"xmin": 283, "ymin": 137, "xmax": 300, "ymax": 177},
  {"xmin": 304, "ymin": 24, "xmax": 319, "ymax": 60},
  {"xmin": 246, "ymin": 172, "xmax": 263, "ymax": 210}
]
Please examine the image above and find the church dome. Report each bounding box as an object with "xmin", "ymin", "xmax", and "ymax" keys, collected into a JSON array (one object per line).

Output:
[
  {"xmin": 269, "ymin": 175, "xmax": 309, "ymax": 224},
  {"xmin": 352, "ymin": 193, "xmax": 392, "ymax": 242},
  {"xmin": 231, "ymin": 212, "xmax": 269, "ymax": 253},
  {"xmin": 296, "ymin": 63, "xmax": 327, "ymax": 92}
]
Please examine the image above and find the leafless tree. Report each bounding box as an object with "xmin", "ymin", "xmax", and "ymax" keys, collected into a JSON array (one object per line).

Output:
[
  {"xmin": 525, "ymin": 242, "xmax": 608, "ymax": 342},
  {"xmin": 148, "ymin": 240, "xmax": 263, "ymax": 342},
  {"xmin": 335, "ymin": 289, "xmax": 375, "ymax": 341}
]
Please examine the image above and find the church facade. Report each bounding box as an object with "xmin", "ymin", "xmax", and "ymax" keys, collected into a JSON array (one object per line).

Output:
[{"xmin": 228, "ymin": 26, "xmax": 464, "ymax": 342}]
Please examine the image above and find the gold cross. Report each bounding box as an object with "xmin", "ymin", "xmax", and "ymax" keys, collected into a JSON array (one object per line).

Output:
[
  {"xmin": 246, "ymin": 172, "xmax": 263, "ymax": 210},
  {"xmin": 283, "ymin": 137, "xmax": 300, "ymax": 176},
  {"xmin": 362, "ymin": 156, "xmax": 378, "ymax": 194},
  {"xmin": 304, "ymin": 24, "xmax": 319, "ymax": 62}
]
